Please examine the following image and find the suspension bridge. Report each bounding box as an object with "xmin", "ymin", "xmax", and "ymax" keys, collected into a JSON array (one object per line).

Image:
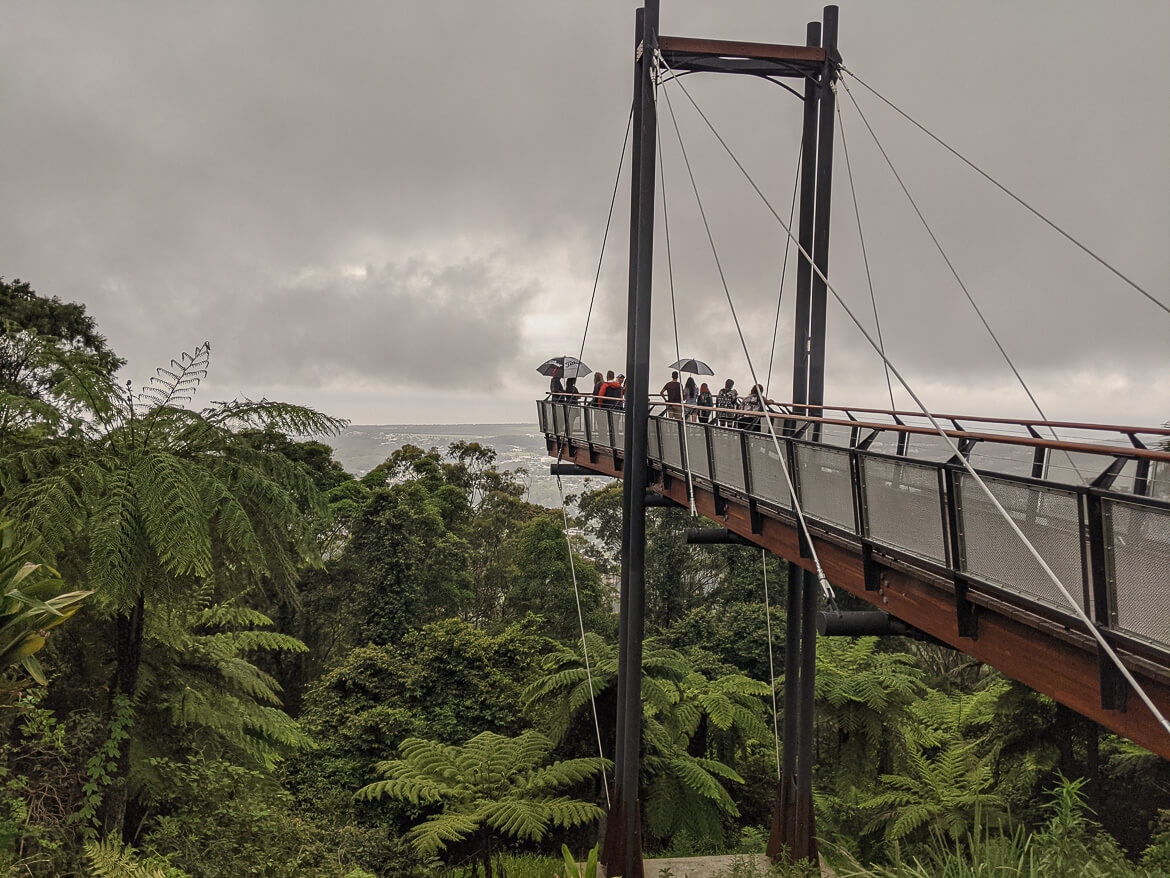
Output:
[{"xmin": 537, "ymin": 4, "xmax": 1169, "ymax": 875}]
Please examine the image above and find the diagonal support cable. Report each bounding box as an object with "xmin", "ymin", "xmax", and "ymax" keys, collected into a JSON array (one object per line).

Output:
[
  {"xmin": 576, "ymin": 101, "xmax": 636, "ymax": 371},
  {"xmin": 660, "ymin": 69, "xmax": 836, "ymax": 605},
  {"xmin": 658, "ymin": 55, "xmax": 1170, "ymax": 738},
  {"xmin": 841, "ymin": 67, "xmax": 1170, "ymax": 320},
  {"xmin": 838, "ymin": 77, "xmax": 1086, "ymax": 483},
  {"xmin": 838, "ymin": 103, "xmax": 895, "ymax": 411},
  {"xmin": 554, "ymin": 469, "xmax": 611, "ymax": 807},
  {"xmin": 765, "ymin": 142, "xmax": 803, "ymax": 400},
  {"xmin": 655, "ymin": 76, "xmax": 697, "ymax": 516},
  {"xmin": 761, "ymin": 549, "xmax": 782, "ymax": 782}
]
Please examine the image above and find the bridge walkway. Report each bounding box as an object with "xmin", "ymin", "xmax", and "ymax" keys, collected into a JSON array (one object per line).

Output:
[{"xmin": 538, "ymin": 398, "xmax": 1170, "ymax": 757}]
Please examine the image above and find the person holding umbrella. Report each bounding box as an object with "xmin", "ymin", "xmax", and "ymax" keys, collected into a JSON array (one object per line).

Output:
[
  {"xmin": 683, "ymin": 376, "xmax": 698, "ymax": 421},
  {"xmin": 668, "ymin": 357, "xmax": 715, "ymax": 421},
  {"xmin": 536, "ymin": 356, "xmax": 589, "ymax": 402}
]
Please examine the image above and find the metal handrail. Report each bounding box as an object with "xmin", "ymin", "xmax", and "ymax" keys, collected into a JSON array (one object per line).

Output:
[{"xmin": 541, "ymin": 394, "xmax": 1170, "ymax": 464}]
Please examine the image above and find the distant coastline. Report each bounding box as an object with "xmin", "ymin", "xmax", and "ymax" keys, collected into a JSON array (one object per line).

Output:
[{"xmin": 316, "ymin": 422, "xmax": 603, "ymax": 508}]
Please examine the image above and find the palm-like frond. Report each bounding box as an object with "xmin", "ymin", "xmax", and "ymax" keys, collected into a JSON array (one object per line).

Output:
[{"xmin": 357, "ymin": 730, "xmax": 606, "ymax": 859}]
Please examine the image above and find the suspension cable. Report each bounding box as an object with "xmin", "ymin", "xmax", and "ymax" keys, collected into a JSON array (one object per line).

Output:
[
  {"xmin": 765, "ymin": 142, "xmax": 803, "ymax": 400},
  {"xmin": 554, "ymin": 469, "xmax": 611, "ymax": 806},
  {"xmin": 660, "ymin": 72, "xmax": 836, "ymax": 604},
  {"xmin": 838, "ymin": 103, "xmax": 895, "ymax": 411},
  {"xmin": 656, "ymin": 74, "xmax": 698, "ymax": 516},
  {"xmin": 761, "ymin": 550, "xmax": 782, "ymax": 781},
  {"xmin": 838, "ymin": 78, "xmax": 1086, "ymax": 483},
  {"xmin": 657, "ymin": 55, "xmax": 1170, "ymax": 738},
  {"xmin": 840, "ymin": 67, "xmax": 1170, "ymax": 320},
  {"xmin": 576, "ymin": 100, "xmax": 636, "ymax": 369}
]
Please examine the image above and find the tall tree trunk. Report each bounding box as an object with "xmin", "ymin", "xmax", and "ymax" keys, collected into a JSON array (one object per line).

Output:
[
  {"xmin": 482, "ymin": 834, "xmax": 493, "ymax": 878},
  {"xmin": 100, "ymin": 593, "xmax": 144, "ymax": 841}
]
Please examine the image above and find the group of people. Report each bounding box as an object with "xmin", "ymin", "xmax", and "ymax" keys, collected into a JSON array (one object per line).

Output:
[
  {"xmin": 657, "ymin": 373, "xmax": 779, "ymax": 431},
  {"xmin": 548, "ymin": 370, "xmax": 627, "ymax": 408},
  {"xmin": 549, "ymin": 369, "xmax": 781, "ymax": 432}
]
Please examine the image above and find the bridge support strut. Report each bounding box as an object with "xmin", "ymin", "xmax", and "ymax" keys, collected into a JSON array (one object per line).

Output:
[{"xmin": 770, "ymin": 6, "xmax": 840, "ymax": 865}]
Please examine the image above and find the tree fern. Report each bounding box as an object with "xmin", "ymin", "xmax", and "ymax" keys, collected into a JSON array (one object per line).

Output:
[
  {"xmin": 524, "ymin": 634, "xmax": 767, "ymax": 849},
  {"xmin": 1, "ymin": 343, "xmax": 345, "ymax": 836},
  {"xmin": 356, "ymin": 730, "xmax": 606, "ymax": 875}
]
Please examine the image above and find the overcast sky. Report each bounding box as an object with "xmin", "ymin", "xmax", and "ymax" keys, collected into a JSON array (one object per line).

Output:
[{"xmin": 2, "ymin": 2, "xmax": 1167, "ymax": 428}]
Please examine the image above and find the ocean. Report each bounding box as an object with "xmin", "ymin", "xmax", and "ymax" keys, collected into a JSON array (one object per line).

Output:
[{"xmin": 321, "ymin": 423, "xmax": 612, "ymax": 509}]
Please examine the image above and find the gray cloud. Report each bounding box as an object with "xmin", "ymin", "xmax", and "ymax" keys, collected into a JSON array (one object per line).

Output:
[
  {"xmin": 1, "ymin": 1, "xmax": 1167, "ymax": 425},
  {"xmin": 219, "ymin": 256, "xmax": 539, "ymax": 388}
]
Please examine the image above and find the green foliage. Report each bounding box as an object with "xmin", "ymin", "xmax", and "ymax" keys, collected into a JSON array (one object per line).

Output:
[
  {"xmin": 135, "ymin": 754, "xmax": 397, "ymax": 878},
  {"xmin": 0, "ymin": 277, "xmax": 123, "ymax": 439},
  {"xmin": 85, "ymin": 838, "xmax": 179, "ymax": 877},
  {"xmin": 0, "ymin": 520, "xmax": 91, "ymax": 695},
  {"xmin": 79, "ymin": 694, "xmax": 134, "ymax": 833},
  {"xmin": 837, "ymin": 778, "xmax": 1155, "ymax": 877},
  {"xmin": 560, "ymin": 843, "xmax": 600, "ymax": 878},
  {"xmin": 286, "ymin": 618, "xmax": 550, "ymax": 832},
  {"xmin": 502, "ymin": 514, "xmax": 608, "ymax": 641},
  {"xmin": 661, "ymin": 601, "xmax": 779, "ymax": 683},
  {"xmin": 1, "ymin": 342, "xmax": 346, "ymax": 611},
  {"xmin": 347, "ymin": 475, "xmax": 473, "ymax": 644},
  {"xmin": 860, "ymin": 739, "xmax": 1005, "ymax": 848},
  {"xmin": 137, "ymin": 600, "xmax": 313, "ymax": 772},
  {"xmin": 356, "ymin": 730, "xmax": 607, "ymax": 875},
  {"xmin": 524, "ymin": 633, "xmax": 770, "ymax": 849}
]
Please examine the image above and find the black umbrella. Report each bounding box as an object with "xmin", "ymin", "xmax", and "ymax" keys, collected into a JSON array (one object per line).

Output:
[
  {"xmin": 536, "ymin": 356, "xmax": 592, "ymax": 379},
  {"xmin": 669, "ymin": 357, "xmax": 714, "ymax": 376}
]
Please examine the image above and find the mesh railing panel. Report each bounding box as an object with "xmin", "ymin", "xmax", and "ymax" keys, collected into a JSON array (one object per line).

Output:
[
  {"xmin": 612, "ymin": 411, "xmax": 625, "ymax": 453},
  {"xmin": 746, "ymin": 433, "xmax": 791, "ymax": 508},
  {"xmin": 862, "ymin": 458, "xmax": 946, "ymax": 562},
  {"xmin": 1107, "ymin": 498, "xmax": 1170, "ymax": 649},
  {"xmin": 968, "ymin": 443, "xmax": 1036, "ymax": 478},
  {"xmin": 685, "ymin": 423, "xmax": 711, "ymax": 480},
  {"xmin": 565, "ymin": 406, "xmax": 584, "ymax": 441},
  {"xmin": 647, "ymin": 417, "xmax": 660, "ymax": 460},
  {"xmin": 795, "ymin": 444, "xmax": 856, "ymax": 532},
  {"xmin": 552, "ymin": 404, "xmax": 566, "ymax": 437},
  {"xmin": 1148, "ymin": 461, "xmax": 1170, "ymax": 503},
  {"xmin": 959, "ymin": 475, "xmax": 1084, "ymax": 615},
  {"xmin": 659, "ymin": 418, "xmax": 683, "ymax": 469},
  {"xmin": 710, "ymin": 426, "xmax": 747, "ymax": 492},
  {"xmin": 587, "ymin": 407, "xmax": 609, "ymax": 448},
  {"xmin": 539, "ymin": 401, "xmax": 552, "ymax": 433}
]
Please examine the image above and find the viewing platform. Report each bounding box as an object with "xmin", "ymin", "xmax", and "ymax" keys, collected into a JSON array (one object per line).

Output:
[{"xmin": 538, "ymin": 397, "xmax": 1170, "ymax": 757}]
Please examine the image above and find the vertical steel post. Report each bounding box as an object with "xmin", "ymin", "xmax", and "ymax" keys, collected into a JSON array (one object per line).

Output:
[
  {"xmin": 796, "ymin": 7, "xmax": 839, "ymax": 861},
  {"xmin": 611, "ymin": 6, "xmax": 646, "ymax": 818},
  {"xmin": 605, "ymin": 4, "xmax": 658, "ymax": 877},
  {"xmin": 807, "ymin": 5, "xmax": 839, "ymax": 417},
  {"xmin": 789, "ymin": 20, "xmax": 821, "ymax": 420},
  {"xmin": 770, "ymin": 17, "xmax": 821, "ymax": 865}
]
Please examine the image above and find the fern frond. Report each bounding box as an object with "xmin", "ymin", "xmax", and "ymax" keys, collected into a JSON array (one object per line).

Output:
[{"xmin": 84, "ymin": 839, "xmax": 170, "ymax": 878}]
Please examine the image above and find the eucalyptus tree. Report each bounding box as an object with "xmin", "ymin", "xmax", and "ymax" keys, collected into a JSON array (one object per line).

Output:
[{"xmin": 0, "ymin": 342, "xmax": 345, "ymax": 838}]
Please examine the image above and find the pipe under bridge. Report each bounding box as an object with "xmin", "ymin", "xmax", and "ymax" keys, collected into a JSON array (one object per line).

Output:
[{"xmin": 539, "ymin": 397, "xmax": 1170, "ymax": 758}]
